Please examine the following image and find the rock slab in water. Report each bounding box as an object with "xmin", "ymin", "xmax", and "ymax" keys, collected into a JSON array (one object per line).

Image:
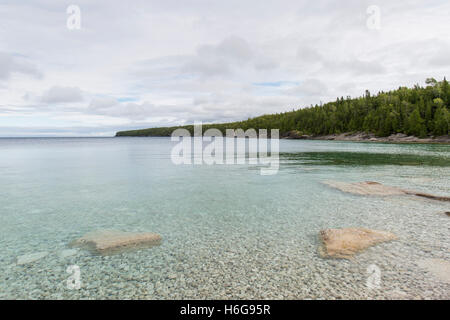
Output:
[
  {"xmin": 417, "ymin": 259, "xmax": 450, "ymax": 284},
  {"xmin": 324, "ymin": 181, "xmax": 450, "ymax": 202},
  {"xmin": 70, "ymin": 230, "xmax": 162, "ymax": 255},
  {"xmin": 323, "ymin": 181, "xmax": 406, "ymax": 196},
  {"xmin": 16, "ymin": 251, "xmax": 49, "ymax": 265},
  {"xmin": 319, "ymin": 228, "xmax": 397, "ymax": 259},
  {"xmin": 59, "ymin": 249, "xmax": 79, "ymax": 259}
]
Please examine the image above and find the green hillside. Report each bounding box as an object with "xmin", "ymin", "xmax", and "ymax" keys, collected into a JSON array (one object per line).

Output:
[{"xmin": 116, "ymin": 78, "xmax": 450, "ymax": 138}]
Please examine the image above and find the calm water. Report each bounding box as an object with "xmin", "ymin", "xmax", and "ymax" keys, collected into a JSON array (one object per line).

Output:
[{"xmin": 0, "ymin": 137, "xmax": 449, "ymax": 299}]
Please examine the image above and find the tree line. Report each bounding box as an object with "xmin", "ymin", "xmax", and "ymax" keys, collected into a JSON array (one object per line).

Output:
[{"xmin": 116, "ymin": 78, "xmax": 449, "ymax": 138}]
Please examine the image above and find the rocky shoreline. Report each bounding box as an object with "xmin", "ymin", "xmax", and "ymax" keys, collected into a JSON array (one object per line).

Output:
[{"xmin": 282, "ymin": 131, "xmax": 450, "ymax": 144}]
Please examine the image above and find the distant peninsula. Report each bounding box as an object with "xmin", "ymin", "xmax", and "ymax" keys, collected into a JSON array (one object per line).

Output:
[{"xmin": 116, "ymin": 78, "xmax": 450, "ymax": 142}]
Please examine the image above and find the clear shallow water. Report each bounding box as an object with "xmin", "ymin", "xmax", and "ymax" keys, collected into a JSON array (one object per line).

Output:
[{"xmin": 0, "ymin": 137, "xmax": 449, "ymax": 299}]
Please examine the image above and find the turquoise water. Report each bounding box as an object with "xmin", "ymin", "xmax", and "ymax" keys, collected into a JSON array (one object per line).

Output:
[{"xmin": 0, "ymin": 137, "xmax": 449, "ymax": 299}]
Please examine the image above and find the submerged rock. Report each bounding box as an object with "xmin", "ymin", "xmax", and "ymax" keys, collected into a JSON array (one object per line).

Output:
[
  {"xmin": 319, "ymin": 228, "xmax": 397, "ymax": 259},
  {"xmin": 410, "ymin": 191, "xmax": 450, "ymax": 202},
  {"xmin": 16, "ymin": 251, "xmax": 49, "ymax": 265},
  {"xmin": 70, "ymin": 230, "xmax": 162, "ymax": 255},
  {"xmin": 324, "ymin": 180, "xmax": 450, "ymax": 202},
  {"xmin": 417, "ymin": 259, "xmax": 450, "ymax": 284},
  {"xmin": 59, "ymin": 249, "xmax": 79, "ymax": 259},
  {"xmin": 323, "ymin": 181, "xmax": 406, "ymax": 196}
]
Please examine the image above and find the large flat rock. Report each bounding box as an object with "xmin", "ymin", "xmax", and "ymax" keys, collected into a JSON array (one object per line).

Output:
[
  {"xmin": 324, "ymin": 180, "xmax": 450, "ymax": 202},
  {"xmin": 319, "ymin": 228, "xmax": 397, "ymax": 259},
  {"xmin": 323, "ymin": 181, "xmax": 406, "ymax": 196},
  {"xmin": 70, "ymin": 230, "xmax": 162, "ymax": 255}
]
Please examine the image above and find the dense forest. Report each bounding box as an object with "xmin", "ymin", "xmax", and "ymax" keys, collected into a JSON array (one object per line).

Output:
[{"xmin": 116, "ymin": 78, "xmax": 450, "ymax": 138}]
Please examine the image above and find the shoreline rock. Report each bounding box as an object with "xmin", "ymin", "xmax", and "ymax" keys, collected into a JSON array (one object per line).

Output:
[
  {"xmin": 282, "ymin": 132, "xmax": 450, "ymax": 144},
  {"xmin": 319, "ymin": 228, "xmax": 397, "ymax": 259},
  {"xmin": 70, "ymin": 230, "xmax": 162, "ymax": 255}
]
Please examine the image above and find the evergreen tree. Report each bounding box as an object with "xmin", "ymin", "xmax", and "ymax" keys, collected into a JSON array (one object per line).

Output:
[
  {"xmin": 407, "ymin": 107, "xmax": 427, "ymax": 137},
  {"xmin": 433, "ymin": 106, "xmax": 449, "ymax": 136}
]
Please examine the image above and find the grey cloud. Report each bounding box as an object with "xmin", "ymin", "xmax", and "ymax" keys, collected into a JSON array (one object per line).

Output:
[
  {"xmin": 41, "ymin": 86, "xmax": 84, "ymax": 104},
  {"xmin": 295, "ymin": 45, "xmax": 386, "ymax": 76},
  {"xmin": 296, "ymin": 46, "xmax": 324, "ymax": 63},
  {"xmin": 88, "ymin": 97, "xmax": 118, "ymax": 111},
  {"xmin": 321, "ymin": 58, "xmax": 386, "ymax": 76},
  {"xmin": 285, "ymin": 79, "xmax": 328, "ymax": 96},
  {"xmin": 346, "ymin": 59, "xmax": 386, "ymax": 75},
  {"xmin": 88, "ymin": 98, "xmax": 189, "ymax": 121},
  {"xmin": 183, "ymin": 36, "xmax": 277, "ymax": 78},
  {"xmin": 183, "ymin": 36, "xmax": 253, "ymax": 78},
  {"xmin": 211, "ymin": 36, "xmax": 254, "ymax": 63},
  {"xmin": 429, "ymin": 47, "xmax": 450, "ymax": 67},
  {"xmin": 0, "ymin": 52, "xmax": 42, "ymax": 80}
]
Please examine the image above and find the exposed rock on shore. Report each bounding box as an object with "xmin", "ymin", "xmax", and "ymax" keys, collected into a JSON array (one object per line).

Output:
[
  {"xmin": 283, "ymin": 132, "xmax": 450, "ymax": 144},
  {"xmin": 324, "ymin": 181, "xmax": 450, "ymax": 202},
  {"xmin": 70, "ymin": 230, "xmax": 162, "ymax": 255},
  {"xmin": 319, "ymin": 228, "xmax": 397, "ymax": 259}
]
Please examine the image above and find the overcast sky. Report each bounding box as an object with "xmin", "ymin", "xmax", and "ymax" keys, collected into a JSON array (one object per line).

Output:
[{"xmin": 0, "ymin": 0, "xmax": 449, "ymax": 136}]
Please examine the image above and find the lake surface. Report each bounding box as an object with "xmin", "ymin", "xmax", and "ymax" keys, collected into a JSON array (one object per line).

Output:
[{"xmin": 0, "ymin": 137, "xmax": 449, "ymax": 299}]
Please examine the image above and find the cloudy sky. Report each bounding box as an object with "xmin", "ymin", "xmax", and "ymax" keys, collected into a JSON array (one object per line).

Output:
[{"xmin": 1, "ymin": 0, "xmax": 449, "ymax": 136}]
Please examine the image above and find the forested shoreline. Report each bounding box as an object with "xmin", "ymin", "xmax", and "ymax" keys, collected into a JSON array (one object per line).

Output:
[{"xmin": 116, "ymin": 78, "xmax": 449, "ymax": 138}]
